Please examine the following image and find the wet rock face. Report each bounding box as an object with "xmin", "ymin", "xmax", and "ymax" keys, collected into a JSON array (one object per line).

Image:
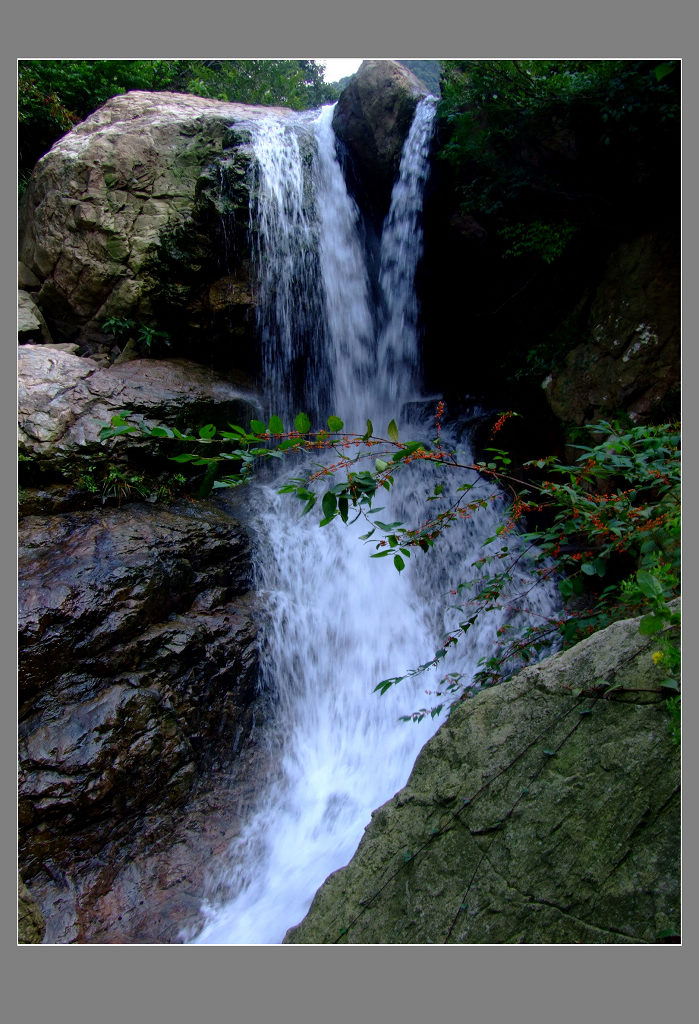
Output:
[
  {"xmin": 18, "ymin": 497, "xmax": 260, "ymax": 938},
  {"xmin": 333, "ymin": 60, "xmax": 429, "ymax": 226},
  {"xmin": 17, "ymin": 90, "xmax": 295, "ymax": 364},
  {"xmin": 285, "ymin": 610, "xmax": 680, "ymax": 945}
]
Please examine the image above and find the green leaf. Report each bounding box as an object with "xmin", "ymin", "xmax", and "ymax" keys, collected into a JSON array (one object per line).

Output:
[
  {"xmin": 198, "ymin": 424, "xmax": 216, "ymax": 439},
  {"xmin": 387, "ymin": 419, "xmax": 399, "ymax": 443},
  {"xmin": 394, "ymin": 555, "xmax": 405, "ymax": 572},
  {"xmin": 170, "ymin": 453, "xmax": 198, "ymax": 463},
  {"xmin": 149, "ymin": 425, "xmax": 174, "ymax": 438},
  {"xmin": 338, "ymin": 495, "xmax": 349, "ymax": 523},
  {"xmin": 660, "ymin": 678, "xmax": 680, "ymax": 692},
  {"xmin": 593, "ymin": 558, "xmax": 607, "ymax": 578},
  {"xmin": 636, "ymin": 570, "xmax": 664, "ymax": 600},
  {"xmin": 268, "ymin": 415, "xmax": 284, "ymax": 435},
  {"xmin": 250, "ymin": 419, "xmax": 267, "ymax": 435},
  {"xmin": 327, "ymin": 415, "xmax": 344, "ymax": 432},
  {"xmin": 639, "ymin": 614, "xmax": 664, "ymax": 635},
  {"xmin": 99, "ymin": 424, "xmax": 138, "ymax": 440},
  {"xmin": 374, "ymin": 678, "xmax": 400, "ymax": 695},
  {"xmin": 321, "ymin": 491, "xmax": 337, "ymax": 519},
  {"xmin": 375, "ymin": 458, "xmax": 388, "ymax": 472},
  {"xmin": 362, "ymin": 419, "xmax": 374, "ymax": 441},
  {"xmin": 581, "ymin": 562, "xmax": 596, "ymax": 576},
  {"xmin": 653, "ymin": 61, "xmax": 676, "ymax": 81},
  {"xmin": 294, "ymin": 412, "xmax": 311, "ymax": 434}
]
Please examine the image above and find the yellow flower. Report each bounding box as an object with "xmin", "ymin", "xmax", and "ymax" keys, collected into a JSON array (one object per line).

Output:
[{"xmin": 652, "ymin": 650, "xmax": 665, "ymax": 665}]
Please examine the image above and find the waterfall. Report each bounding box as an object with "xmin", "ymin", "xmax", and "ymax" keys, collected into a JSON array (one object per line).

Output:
[
  {"xmin": 377, "ymin": 96, "xmax": 437, "ymax": 409},
  {"xmin": 186, "ymin": 100, "xmax": 560, "ymax": 944}
]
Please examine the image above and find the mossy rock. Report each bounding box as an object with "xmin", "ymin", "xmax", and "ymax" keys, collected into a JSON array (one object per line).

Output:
[{"xmin": 18, "ymin": 875, "xmax": 45, "ymax": 943}]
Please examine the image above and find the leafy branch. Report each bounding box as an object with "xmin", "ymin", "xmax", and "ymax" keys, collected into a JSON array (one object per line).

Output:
[{"xmin": 99, "ymin": 407, "xmax": 680, "ymax": 734}]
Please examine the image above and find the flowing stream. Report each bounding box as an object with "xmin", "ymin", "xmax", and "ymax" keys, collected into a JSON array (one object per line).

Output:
[{"xmin": 187, "ymin": 100, "xmax": 559, "ymax": 944}]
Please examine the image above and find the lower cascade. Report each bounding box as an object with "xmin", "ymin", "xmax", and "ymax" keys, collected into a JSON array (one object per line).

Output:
[{"xmin": 185, "ymin": 100, "xmax": 559, "ymax": 944}]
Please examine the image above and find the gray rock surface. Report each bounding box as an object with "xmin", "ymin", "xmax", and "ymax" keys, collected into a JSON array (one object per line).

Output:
[{"xmin": 285, "ymin": 610, "xmax": 680, "ymax": 944}]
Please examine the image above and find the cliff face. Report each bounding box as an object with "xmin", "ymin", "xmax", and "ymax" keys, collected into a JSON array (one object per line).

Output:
[{"xmin": 285, "ymin": 610, "xmax": 680, "ymax": 944}]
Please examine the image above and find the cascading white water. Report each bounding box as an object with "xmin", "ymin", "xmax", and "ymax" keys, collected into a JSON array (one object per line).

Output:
[
  {"xmin": 377, "ymin": 96, "xmax": 437, "ymax": 408},
  {"xmin": 187, "ymin": 100, "xmax": 560, "ymax": 944}
]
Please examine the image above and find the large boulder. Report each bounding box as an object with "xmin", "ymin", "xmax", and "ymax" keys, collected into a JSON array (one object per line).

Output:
[
  {"xmin": 285, "ymin": 609, "xmax": 680, "ymax": 944},
  {"xmin": 544, "ymin": 233, "xmax": 680, "ymax": 425},
  {"xmin": 18, "ymin": 91, "xmax": 295, "ymax": 363},
  {"xmin": 333, "ymin": 60, "xmax": 430, "ymax": 225}
]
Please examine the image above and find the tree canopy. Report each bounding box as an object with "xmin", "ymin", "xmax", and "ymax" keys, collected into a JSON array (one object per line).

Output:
[{"xmin": 436, "ymin": 59, "xmax": 680, "ymax": 224}]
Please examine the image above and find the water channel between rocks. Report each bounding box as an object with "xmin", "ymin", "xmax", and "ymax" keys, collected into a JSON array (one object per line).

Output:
[{"xmin": 185, "ymin": 100, "xmax": 559, "ymax": 944}]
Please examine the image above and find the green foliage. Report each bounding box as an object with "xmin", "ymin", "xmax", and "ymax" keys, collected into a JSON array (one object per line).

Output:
[
  {"xmin": 102, "ymin": 316, "xmax": 136, "ymax": 339},
  {"xmin": 665, "ymin": 695, "xmax": 681, "ymax": 746},
  {"xmin": 500, "ymin": 219, "xmax": 576, "ymax": 264},
  {"xmin": 436, "ymin": 59, "xmax": 680, "ymax": 236},
  {"xmin": 136, "ymin": 324, "xmax": 171, "ymax": 354},
  {"xmin": 99, "ymin": 406, "xmax": 680, "ymax": 727},
  {"xmin": 102, "ymin": 317, "xmax": 171, "ymax": 355},
  {"xmin": 169, "ymin": 59, "xmax": 334, "ymax": 109},
  {"xmin": 70, "ymin": 453, "xmax": 187, "ymax": 507},
  {"xmin": 100, "ymin": 466, "xmax": 150, "ymax": 506}
]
